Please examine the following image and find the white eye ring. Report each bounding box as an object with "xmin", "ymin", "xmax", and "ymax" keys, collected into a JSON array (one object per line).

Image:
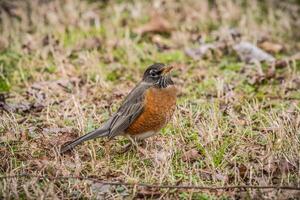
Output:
[{"xmin": 150, "ymin": 69, "xmax": 158, "ymax": 77}]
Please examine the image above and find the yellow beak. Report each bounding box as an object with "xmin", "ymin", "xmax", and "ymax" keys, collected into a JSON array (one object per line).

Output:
[{"xmin": 161, "ymin": 66, "xmax": 174, "ymax": 75}]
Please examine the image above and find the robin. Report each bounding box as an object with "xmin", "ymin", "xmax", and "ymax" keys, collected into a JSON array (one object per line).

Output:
[{"xmin": 61, "ymin": 63, "xmax": 177, "ymax": 153}]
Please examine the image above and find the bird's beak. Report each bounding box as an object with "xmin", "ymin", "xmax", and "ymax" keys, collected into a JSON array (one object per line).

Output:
[{"xmin": 161, "ymin": 66, "xmax": 174, "ymax": 75}]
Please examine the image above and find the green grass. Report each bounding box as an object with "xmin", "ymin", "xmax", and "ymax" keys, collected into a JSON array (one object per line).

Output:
[
  {"xmin": 1, "ymin": 0, "xmax": 300, "ymax": 199},
  {"xmin": 0, "ymin": 50, "xmax": 21, "ymax": 92}
]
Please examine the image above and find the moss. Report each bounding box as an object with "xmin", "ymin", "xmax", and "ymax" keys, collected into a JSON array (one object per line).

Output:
[{"xmin": 0, "ymin": 50, "xmax": 21, "ymax": 92}]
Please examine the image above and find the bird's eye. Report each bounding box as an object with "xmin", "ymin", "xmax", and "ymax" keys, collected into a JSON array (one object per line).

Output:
[{"xmin": 149, "ymin": 69, "xmax": 158, "ymax": 77}]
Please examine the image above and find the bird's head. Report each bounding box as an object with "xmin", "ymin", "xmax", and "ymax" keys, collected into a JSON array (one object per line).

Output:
[{"xmin": 142, "ymin": 63, "xmax": 174, "ymax": 88}]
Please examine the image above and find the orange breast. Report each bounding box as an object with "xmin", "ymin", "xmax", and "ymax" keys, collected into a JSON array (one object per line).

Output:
[{"xmin": 125, "ymin": 85, "xmax": 177, "ymax": 135}]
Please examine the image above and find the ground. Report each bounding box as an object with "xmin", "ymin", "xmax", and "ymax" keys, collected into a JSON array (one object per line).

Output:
[{"xmin": 0, "ymin": 0, "xmax": 300, "ymax": 199}]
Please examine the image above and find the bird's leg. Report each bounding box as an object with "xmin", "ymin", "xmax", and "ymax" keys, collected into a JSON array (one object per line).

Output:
[
  {"xmin": 119, "ymin": 143, "xmax": 132, "ymax": 153},
  {"xmin": 132, "ymin": 138, "xmax": 148, "ymax": 156},
  {"xmin": 118, "ymin": 136, "xmax": 136, "ymax": 154},
  {"xmin": 129, "ymin": 137, "xmax": 144, "ymax": 152},
  {"xmin": 139, "ymin": 140, "xmax": 147, "ymax": 148},
  {"xmin": 120, "ymin": 136, "xmax": 147, "ymax": 155}
]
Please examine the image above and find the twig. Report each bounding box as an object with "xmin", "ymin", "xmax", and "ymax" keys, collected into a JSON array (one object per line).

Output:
[{"xmin": 1, "ymin": 174, "xmax": 300, "ymax": 191}]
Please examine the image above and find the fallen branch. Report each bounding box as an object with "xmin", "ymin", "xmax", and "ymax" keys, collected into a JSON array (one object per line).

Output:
[{"xmin": 1, "ymin": 174, "xmax": 300, "ymax": 191}]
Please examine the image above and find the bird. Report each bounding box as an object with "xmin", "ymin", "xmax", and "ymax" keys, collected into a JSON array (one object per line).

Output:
[{"xmin": 60, "ymin": 63, "xmax": 177, "ymax": 153}]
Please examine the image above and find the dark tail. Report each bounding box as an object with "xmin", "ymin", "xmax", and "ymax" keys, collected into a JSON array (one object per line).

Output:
[{"xmin": 60, "ymin": 128, "xmax": 108, "ymax": 153}]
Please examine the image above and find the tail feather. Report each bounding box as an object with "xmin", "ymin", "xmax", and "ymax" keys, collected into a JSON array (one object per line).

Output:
[{"xmin": 60, "ymin": 128, "xmax": 108, "ymax": 153}]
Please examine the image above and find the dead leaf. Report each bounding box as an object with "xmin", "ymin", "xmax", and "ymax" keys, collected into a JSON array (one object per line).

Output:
[
  {"xmin": 134, "ymin": 14, "xmax": 172, "ymax": 35},
  {"xmin": 182, "ymin": 149, "xmax": 200, "ymax": 162},
  {"xmin": 233, "ymin": 41, "xmax": 275, "ymax": 63},
  {"xmin": 259, "ymin": 41, "xmax": 283, "ymax": 54}
]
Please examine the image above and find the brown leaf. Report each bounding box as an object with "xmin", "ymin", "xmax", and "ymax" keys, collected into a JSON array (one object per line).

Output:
[
  {"xmin": 182, "ymin": 149, "xmax": 200, "ymax": 162},
  {"xmin": 259, "ymin": 41, "xmax": 283, "ymax": 54},
  {"xmin": 134, "ymin": 14, "xmax": 172, "ymax": 35}
]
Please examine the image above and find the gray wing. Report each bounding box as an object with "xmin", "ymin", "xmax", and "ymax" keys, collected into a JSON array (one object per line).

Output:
[
  {"xmin": 104, "ymin": 82, "xmax": 151, "ymax": 138},
  {"xmin": 60, "ymin": 82, "xmax": 150, "ymax": 153}
]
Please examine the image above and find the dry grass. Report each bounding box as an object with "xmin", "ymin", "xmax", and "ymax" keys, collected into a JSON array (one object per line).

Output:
[{"xmin": 1, "ymin": 0, "xmax": 300, "ymax": 199}]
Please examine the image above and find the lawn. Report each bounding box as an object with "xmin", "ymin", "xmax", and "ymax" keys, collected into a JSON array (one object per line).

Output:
[{"xmin": 1, "ymin": 0, "xmax": 300, "ymax": 199}]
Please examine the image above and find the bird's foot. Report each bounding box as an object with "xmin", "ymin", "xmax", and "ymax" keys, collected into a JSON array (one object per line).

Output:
[
  {"xmin": 118, "ymin": 142, "xmax": 133, "ymax": 154},
  {"xmin": 118, "ymin": 139, "xmax": 148, "ymax": 155}
]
